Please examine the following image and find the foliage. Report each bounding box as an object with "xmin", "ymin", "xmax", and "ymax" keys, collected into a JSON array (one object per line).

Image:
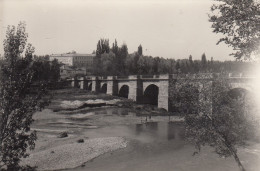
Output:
[
  {"xmin": 174, "ymin": 84, "xmax": 199, "ymax": 115},
  {"xmin": 100, "ymin": 52, "xmax": 116, "ymax": 76},
  {"xmin": 0, "ymin": 22, "xmax": 47, "ymax": 170},
  {"xmin": 31, "ymin": 59, "xmax": 61, "ymax": 83},
  {"xmin": 201, "ymin": 53, "xmax": 207, "ymax": 72},
  {"xmin": 93, "ymin": 38, "xmax": 110, "ymax": 75},
  {"xmin": 111, "ymin": 39, "xmax": 119, "ymax": 55},
  {"xmin": 185, "ymin": 80, "xmax": 257, "ymax": 171},
  {"xmin": 96, "ymin": 39, "xmax": 110, "ymax": 56},
  {"xmin": 138, "ymin": 44, "xmax": 143, "ymax": 56},
  {"xmin": 209, "ymin": 0, "xmax": 260, "ymax": 60},
  {"xmin": 91, "ymin": 38, "xmax": 256, "ymax": 76},
  {"xmin": 116, "ymin": 44, "xmax": 128, "ymax": 76}
]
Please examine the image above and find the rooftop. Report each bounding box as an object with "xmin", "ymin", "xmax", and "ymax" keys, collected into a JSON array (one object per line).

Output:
[{"xmin": 50, "ymin": 53, "xmax": 95, "ymax": 57}]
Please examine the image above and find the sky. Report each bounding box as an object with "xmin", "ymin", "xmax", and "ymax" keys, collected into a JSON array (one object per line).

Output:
[{"xmin": 0, "ymin": 0, "xmax": 235, "ymax": 60}]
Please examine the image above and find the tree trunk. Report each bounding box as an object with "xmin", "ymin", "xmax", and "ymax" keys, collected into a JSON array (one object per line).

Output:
[{"xmin": 232, "ymin": 149, "xmax": 246, "ymax": 171}]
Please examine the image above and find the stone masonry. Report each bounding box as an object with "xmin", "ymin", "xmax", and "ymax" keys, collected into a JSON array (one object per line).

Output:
[{"xmin": 72, "ymin": 73, "xmax": 255, "ymax": 114}]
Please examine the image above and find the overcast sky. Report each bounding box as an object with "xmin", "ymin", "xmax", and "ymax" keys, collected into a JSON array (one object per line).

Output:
[{"xmin": 0, "ymin": 0, "xmax": 234, "ymax": 60}]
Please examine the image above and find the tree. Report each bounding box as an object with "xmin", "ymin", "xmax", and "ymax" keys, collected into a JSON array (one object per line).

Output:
[
  {"xmin": 209, "ymin": 0, "xmax": 260, "ymax": 60},
  {"xmin": 100, "ymin": 52, "xmax": 116, "ymax": 76},
  {"xmin": 138, "ymin": 44, "xmax": 143, "ymax": 56},
  {"xmin": 49, "ymin": 59, "xmax": 61, "ymax": 83},
  {"xmin": 175, "ymin": 60, "xmax": 181, "ymax": 73},
  {"xmin": 94, "ymin": 38, "xmax": 110, "ymax": 75},
  {"xmin": 115, "ymin": 44, "xmax": 128, "ymax": 75},
  {"xmin": 111, "ymin": 39, "xmax": 119, "ymax": 56},
  {"xmin": 96, "ymin": 39, "xmax": 110, "ymax": 56},
  {"xmin": 185, "ymin": 80, "xmax": 257, "ymax": 171},
  {"xmin": 189, "ymin": 55, "xmax": 193, "ymax": 63},
  {"xmin": 201, "ymin": 53, "xmax": 207, "ymax": 65},
  {"xmin": 174, "ymin": 84, "xmax": 199, "ymax": 114},
  {"xmin": 0, "ymin": 22, "xmax": 47, "ymax": 170},
  {"xmin": 201, "ymin": 53, "xmax": 207, "ymax": 72}
]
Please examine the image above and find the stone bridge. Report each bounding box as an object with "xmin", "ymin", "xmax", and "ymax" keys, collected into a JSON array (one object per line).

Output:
[{"xmin": 70, "ymin": 73, "xmax": 256, "ymax": 114}]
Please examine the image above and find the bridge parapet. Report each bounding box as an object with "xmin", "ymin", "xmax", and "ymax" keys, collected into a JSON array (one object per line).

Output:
[
  {"xmin": 85, "ymin": 76, "xmax": 92, "ymax": 80},
  {"xmin": 117, "ymin": 76, "xmax": 129, "ymax": 80},
  {"xmin": 228, "ymin": 73, "xmax": 256, "ymax": 78},
  {"xmin": 116, "ymin": 75, "xmax": 140, "ymax": 80},
  {"xmin": 171, "ymin": 73, "xmax": 213, "ymax": 79},
  {"xmin": 140, "ymin": 74, "xmax": 168, "ymax": 79},
  {"xmin": 100, "ymin": 76, "xmax": 108, "ymax": 80}
]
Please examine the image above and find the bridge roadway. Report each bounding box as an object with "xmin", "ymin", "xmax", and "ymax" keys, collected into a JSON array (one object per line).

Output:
[{"xmin": 69, "ymin": 73, "xmax": 256, "ymax": 114}]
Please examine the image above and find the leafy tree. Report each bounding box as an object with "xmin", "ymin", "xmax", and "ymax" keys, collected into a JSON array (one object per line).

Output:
[
  {"xmin": 96, "ymin": 39, "xmax": 110, "ymax": 56},
  {"xmin": 0, "ymin": 22, "xmax": 47, "ymax": 170},
  {"xmin": 201, "ymin": 53, "xmax": 207, "ymax": 66},
  {"xmin": 91, "ymin": 38, "xmax": 255, "ymax": 76},
  {"xmin": 201, "ymin": 53, "xmax": 207, "ymax": 72},
  {"xmin": 175, "ymin": 60, "xmax": 181, "ymax": 73},
  {"xmin": 185, "ymin": 80, "xmax": 257, "ymax": 171},
  {"xmin": 49, "ymin": 59, "xmax": 61, "ymax": 82},
  {"xmin": 116, "ymin": 44, "xmax": 128, "ymax": 75},
  {"xmin": 94, "ymin": 38, "xmax": 110, "ymax": 75},
  {"xmin": 100, "ymin": 52, "xmax": 116, "ymax": 76},
  {"xmin": 174, "ymin": 84, "xmax": 199, "ymax": 114},
  {"xmin": 189, "ymin": 55, "xmax": 193, "ymax": 63},
  {"xmin": 209, "ymin": 0, "xmax": 260, "ymax": 60},
  {"xmin": 111, "ymin": 39, "xmax": 119, "ymax": 56},
  {"xmin": 132, "ymin": 53, "xmax": 140, "ymax": 74},
  {"xmin": 138, "ymin": 44, "xmax": 143, "ymax": 56},
  {"xmin": 152, "ymin": 57, "xmax": 160, "ymax": 74}
]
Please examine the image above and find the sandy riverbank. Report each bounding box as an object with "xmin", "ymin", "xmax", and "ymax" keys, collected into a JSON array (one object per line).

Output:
[{"xmin": 23, "ymin": 137, "xmax": 127, "ymax": 171}]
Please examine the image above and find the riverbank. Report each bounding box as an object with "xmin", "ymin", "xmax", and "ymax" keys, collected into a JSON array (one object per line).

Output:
[
  {"xmin": 22, "ymin": 88, "xmax": 181, "ymax": 170},
  {"xmin": 23, "ymin": 88, "xmax": 260, "ymax": 171},
  {"xmin": 23, "ymin": 137, "xmax": 127, "ymax": 170}
]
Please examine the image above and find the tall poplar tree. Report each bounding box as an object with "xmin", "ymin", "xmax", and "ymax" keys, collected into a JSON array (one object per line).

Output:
[{"xmin": 0, "ymin": 22, "xmax": 47, "ymax": 170}]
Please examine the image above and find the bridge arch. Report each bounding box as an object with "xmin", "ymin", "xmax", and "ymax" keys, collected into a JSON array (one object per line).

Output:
[
  {"xmin": 142, "ymin": 84, "xmax": 159, "ymax": 105},
  {"xmin": 227, "ymin": 87, "xmax": 250, "ymax": 100},
  {"xmin": 101, "ymin": 83, "xmax": 107, "ymax": 94},
  {"xmin": 229, "ymin": 83, "xmax": 253, "ymax": 92},
  {"xmin": 118, "ymin": 85, "xmax": 129, "ymax": 98}
]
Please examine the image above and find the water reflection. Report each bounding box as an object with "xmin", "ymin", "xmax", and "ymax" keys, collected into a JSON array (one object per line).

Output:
[
  {"xmin": 167, "ymin": 122, "xmax": 185, "ymax": 140},
  {"xmin": 134, "ymin": 122, "xmax": 184, "ymax": 142},
  {"xmin": 113, "ymin": 108, "xmax": 129, "ymax": 115},
  {"xmin": 145, "ymin": 122, "xmax": 158, "ymax": 131},
  {"xmin": 167, "ymin": 122, "xmax": 176, "ymax": 140},
  {"xmin": 64, "ymin": 108, "xmax": 185, "ymax": 143},
  {"xmin": 135, "ymin": 124, "xmax": 143, "ymax": 135}
]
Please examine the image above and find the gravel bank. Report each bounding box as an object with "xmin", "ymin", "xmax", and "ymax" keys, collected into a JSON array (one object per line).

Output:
[{"xmin": 23, "ymin": 137, "xmax": 127, "ymax": 170}]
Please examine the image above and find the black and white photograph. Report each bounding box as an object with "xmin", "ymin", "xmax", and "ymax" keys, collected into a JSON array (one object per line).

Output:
[{"xmin": 0, "ymin": 0, "xmax": 260, "ymax": 171}]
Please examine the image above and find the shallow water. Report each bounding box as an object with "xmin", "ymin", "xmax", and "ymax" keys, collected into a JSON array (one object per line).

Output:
[{"xmin": 59, "ymin": 108, "xmax": 260, "ymax": 171}]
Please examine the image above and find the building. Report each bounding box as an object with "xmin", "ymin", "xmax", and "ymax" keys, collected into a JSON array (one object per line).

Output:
[
  {"xmin": 49, "ymin": 52, "xmax": 95, "ymax": 69},
  {"xmin": 60, "ymin": 65, "xmax": 86, "ymax": 79}
]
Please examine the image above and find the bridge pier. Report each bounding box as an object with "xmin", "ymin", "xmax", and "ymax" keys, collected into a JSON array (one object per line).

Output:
[
  {"xmin": 157, "ymin": 75, "xmax": 169, "ymax": 110},
  {"xmin": 86, "ymin": 78, "xmax": 93, "ymax": 91},
  {"xmin": 68, "ymin": 73, "xmax": 254, "ymax": 115},
  {"xmin": 91, "ymin": 76, "xmax": 101, "ymax": 92},
  {"xmin": 71, "ymin": 77, "xmax": 80, "ymax": 88},
  {"xmin": 106, "ymin": 76, "xmax": 118, "ymax": 95},
  {"xmin": 79, "ymin": 77, "xmax": 87, "ymax": 89},
  {"xmin": 117, "ymin": 75, "xmax": 142, "ymax": 101}
]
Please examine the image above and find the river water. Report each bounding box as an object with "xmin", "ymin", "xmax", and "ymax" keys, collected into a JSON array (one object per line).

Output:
[{"xmin": 60, "ymin": 107, "xmax": 260, "ymax": 171}]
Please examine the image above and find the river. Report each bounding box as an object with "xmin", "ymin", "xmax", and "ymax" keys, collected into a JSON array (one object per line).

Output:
[{"xmin": 58, "ymin": 107, "xmax": 260, "ymax": 171}]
